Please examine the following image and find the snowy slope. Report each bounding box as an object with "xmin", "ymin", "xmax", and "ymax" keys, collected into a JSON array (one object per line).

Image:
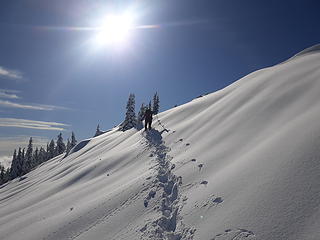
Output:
[{"xmin": 1, "ymin": 45, "xmax": 320, "ymax": 240}]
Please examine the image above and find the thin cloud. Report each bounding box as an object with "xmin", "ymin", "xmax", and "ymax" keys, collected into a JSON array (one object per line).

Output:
[
  {"xmin": 0, "ymin": 89, "xmax": 21, "ymax": 99},
  {"xmin": 0, "ymin": 99, "xmax": 68, "ymax": 111},
  {"xmin": 0, "ymin": 89, "xmax": 20, "ymax": 94},
  {"xmin": 0, "ymin": 118, "xmax": 69, "ymax": 131},
  {"xmin": 0, "ymin": 66, "xmax": 23, "ymax": 80}
]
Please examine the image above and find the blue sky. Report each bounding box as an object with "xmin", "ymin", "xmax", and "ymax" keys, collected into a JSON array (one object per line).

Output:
[{"xmin": 0, "ymin": 0, "xmax": 320, "ymax": 165}]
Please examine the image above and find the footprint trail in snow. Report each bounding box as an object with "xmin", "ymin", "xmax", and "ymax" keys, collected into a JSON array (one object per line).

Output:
[
  {"xmin": 211, "ymin": 228, "xmax": 256, "ymax": 240},
  {"xmin": 141, "ymin": 129, "xmax": 195, "ymax": 240}
]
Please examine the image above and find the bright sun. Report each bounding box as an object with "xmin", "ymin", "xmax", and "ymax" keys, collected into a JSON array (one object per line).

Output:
[{"xmin": 94, "ymin": 13, "xmax": 134, "ymax": 47}]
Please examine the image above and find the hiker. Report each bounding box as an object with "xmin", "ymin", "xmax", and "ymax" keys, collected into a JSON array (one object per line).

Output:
[{"xmin": 144, "ymin": 108, "xmax": 153, "ymax": 131}]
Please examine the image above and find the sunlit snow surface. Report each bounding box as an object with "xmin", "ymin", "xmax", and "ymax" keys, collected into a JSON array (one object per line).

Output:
[{"xmin": 1, "ymin": 45, "xmax": 320, "ymax": 240}]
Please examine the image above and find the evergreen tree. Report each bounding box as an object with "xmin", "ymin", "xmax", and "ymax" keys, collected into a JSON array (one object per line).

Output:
[
  {"xmin": 19, "ymin": 148, "xmax": 25, "ymax": 176},
  {"xmin": 152, "ymin": 92, "xmax": 160, "ymax": 114},
  {"xmin": 70, "ymin": 132, "xmax": 77, "ymax": 149},
  {"xmin": 22, "ymin": 137, "xmax": 33, "ymax": 174},
  {"xmin": 46, "ymin": 143, "xmax": 50, "ymax": 160},
  {"xmin": 48, "ymin": 139, "xmax": 55, "ymax": 159},
  {"xmin": 148, "ymin": 100, "xmax": 152, "ymax": 110},
  {"xmin": 66, "ymin": 138, "xmax": 71, "ymax": 154},
  {"xmin": 11, "ymin": 148, "xmax": 24, "ymax": 179},
  {"xmin": 38, "ymin": 147, "xmax": 46, "ymax": 164},
  {"xmin": 94, "ymin": 124, "xmax": 103, "ymax": 137},
  {"xmin": 121, "ymin": 93, "xmax": 137, "ymax": 131},
  {"xmin": 137, "ymin": 103, "xmax": 147, "ymax": 129},
  {"xmin": 33, "ymin": 147, "xmax": 39, "ymax": 167},
  {"xmin": 10, "ymin": 149, "xmax": 18, "ymax": 179},
  {"xmin": 0, "ymin": 165, "xmax": 5, "ymax": 185},
  {"xmin": 22, "ymin": 148, "xmax": 25, "ymax": 162},
  {"xmin": 56, "ymin": 133, "xmax": 66, "ymax": 155},
  {"xmin": 0, "ymin": 165, "xmax": 9, "ymax": 185},
  {"xmin": 4, "ymin": 168, "xmax": 10, "ymax": 183}
]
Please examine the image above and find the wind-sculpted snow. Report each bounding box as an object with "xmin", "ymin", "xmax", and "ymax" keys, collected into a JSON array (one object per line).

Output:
[
  {"xmin": 67, "ymin": 139, "xmax": 90, "ymax": 155},
  {"xmin": 291, "ymin": 43, "xmax": 320, "ymax": 59},
  {"xmin": 1, "ymin": 45, "xmax": 320, "ymax": 240}
]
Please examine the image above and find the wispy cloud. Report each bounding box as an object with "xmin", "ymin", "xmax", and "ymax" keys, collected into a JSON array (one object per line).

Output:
[
  {"xmin": 0, "ymin": 66, "xmax": 23, "ymax": 80},
  {"xmin": 0, "ymin": 89, "xmax": 21, "ymax": 99},
  {"xmin": 0, "ymin": 99, "xmax": 68, "ymax": 111},
  {"xmin": 0, "ymin": 118, "xmax": 69, "ymax": 131},
  {"xmin": 0, "ymin": 89, "xmax": 68, "ymax": 111}
]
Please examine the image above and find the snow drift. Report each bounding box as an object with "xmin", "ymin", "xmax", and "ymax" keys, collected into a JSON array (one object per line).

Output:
[{"xmin": 1, "ymin": 44, "xmax": 320, "ymax": 240}]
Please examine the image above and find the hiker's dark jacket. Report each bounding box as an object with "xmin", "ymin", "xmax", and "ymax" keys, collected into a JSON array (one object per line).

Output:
[{"xmin": 144, "ymin": 109, "xmax": 153, "ymax": 122}]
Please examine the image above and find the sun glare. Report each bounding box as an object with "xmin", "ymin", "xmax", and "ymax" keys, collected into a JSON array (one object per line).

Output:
[{"xmin": 94, "ymin": 13, "xmax": 134, "ymax": 47}]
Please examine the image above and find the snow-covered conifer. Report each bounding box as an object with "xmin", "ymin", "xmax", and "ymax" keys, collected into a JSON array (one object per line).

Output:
[
  {"xmin": 21, "ymin": 148, "xmax": 26, "ymax": 174},
  {"xmin": 46, "ymin": 143, "xmax": 49, "ymax": 160},
  {"xmin": 9, "ymin": 149, "xmax": 18, "ymax": 179},
  {"xmin": 0, "ymin": 165, "xmax": 9, "ymax": 185},
  {"xmin": 38, "ymin": 147, "xmax": 46, "ymax": 163},
  {"xmin": 56, "ymin": 133, "xmax": 66, "ymax": 155},
  {"xmin": 9, "ymin": 149, "xmax": 17, "ymax": 179},
  {"xmin": 10, "ymin": 148, "xmax": 24, "ymax": 179},
  {"xmin": 94, "ymin": 124, "xmax": 103, "ymax": 137},
  {"xmin": 22, "ymin": 148, "xmax": 25, "ymax": 162},
  {"xmin": 48, "ymin": 140, "xmax": 55, "ymax": 159},
  {"xmin": 66, "ymin": 138, "xmax": 71, "ymax": 154},
  {"xmin": 0, "ymin": 165, "xmax": 5, "ymax": 185},
  {"xmin": 33, "ymin": 147, "xmax": 39, "ymax": 166},
  {"xmin": 137, "ymin": 103, "xmax": 147, "ymax": 129},
  {"xmin": 152, "ymin": 92, "xmax": 160, "ymax": 114},
  {"xmin": 4, "ymin": 168, "xmax": 10, "ymax": 183},
  {"xmin": 22, "ymin": 137, "xmax": 33, "ymax": 174},
  {"xmin": 121, "ymin": 93, "xmax": 137, "ymax": 131},
  {"xmin": 70, "ymin": 132, "xmax": 77, "ymax": 149}
]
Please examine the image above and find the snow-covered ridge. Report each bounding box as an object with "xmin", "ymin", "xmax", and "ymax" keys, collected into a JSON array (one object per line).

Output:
[
  {"xmin": 1, "ymin": 45, "xmax": 320, "ymax": 240},
  {"xmin": 285, "ymin": 43, "xmax": 320, "ymax": 63},
  {"xmin": 293, "ymin": 43, "xmax": 320, "ymax": 57}
]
